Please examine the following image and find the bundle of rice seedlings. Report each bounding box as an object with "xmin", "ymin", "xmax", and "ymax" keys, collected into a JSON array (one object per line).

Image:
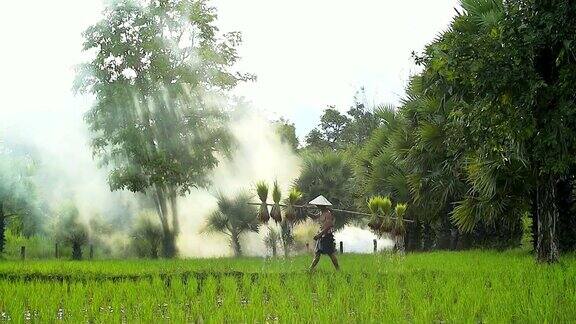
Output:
[
  {"xmin": 283, "ymin": 188, "xmax": 302, "ymax": 222},
  {"xmin": 270, "ymin": 180, "xmax": 282, "ymax": 223},
  {"xmin": 379, "ymin": 197, "xmax": 394, "ymax": 233},
  {"xmin": 392, "ymin": 203, "xmax": 407, "ymax": 235},
  {"xmin": 256, "ymin": 181, "xmax": 270, "ymax": 223},
  {"xmin": 367, "ymin": 196, "xmax": 385, "ymax": 231}
]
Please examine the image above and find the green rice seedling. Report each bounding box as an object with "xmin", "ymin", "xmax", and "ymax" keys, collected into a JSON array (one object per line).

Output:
[
  {"xmin": 256, "ymin": 181, "xmax": 270, "ymax": 223},
  {"xmin": 1, "ymin": 252, "xmax": 576, "ymax": 322},
  {"xmin": 380, "ymin": 196, "xmax": 392, "ymax": 215},
  {"xmin": 220, "ymin": 276, "xmax": 242, "ymax": 321},
  {"xmin": 270, "ymin": 180, "xmax": 282, "ymax": 223},
  {"xmin": 367, "ymin": 196, "xmax": 384, "ymax": 214},
  {"xmin": 198, "ymin": 275, "xmax": 218, "ymax": 321},
  {"xmin": 246, "ymin": 276, "xmax": 266, "ymax": 321},
  {"xmin": 283, "ymin": 188, "xmax": 302, "ymax": 222}
]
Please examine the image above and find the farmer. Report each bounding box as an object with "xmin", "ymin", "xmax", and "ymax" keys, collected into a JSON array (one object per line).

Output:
[{"xmin": 308, "ymin": 195, "xmax": 340, "ymax": 271}]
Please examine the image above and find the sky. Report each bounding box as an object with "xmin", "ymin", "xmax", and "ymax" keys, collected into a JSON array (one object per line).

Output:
[
  {"xmin": 212, "ymin": 0, "xmax": 461, "ymax": 136},
  {"xmin": 0, "ymin": 0, "xmax": 460, "ymax": 139}
]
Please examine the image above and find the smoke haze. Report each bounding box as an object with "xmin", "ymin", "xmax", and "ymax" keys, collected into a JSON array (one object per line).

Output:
[{"xmin": 177, "ymin": 108, "xmax": 301, "ymax": 257}]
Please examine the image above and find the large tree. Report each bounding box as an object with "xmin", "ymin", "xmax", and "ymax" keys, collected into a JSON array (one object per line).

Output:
[
  {"xmin": 274, "ymin": 118, "xmax": 299, "ymax": 151},
  {"xmin": 304, "ymin": 92, "xmax": 380, "ymax": 152},
  {"xmin": 75, "ymin": 0, "xmax": 253, "ymax": 257}
]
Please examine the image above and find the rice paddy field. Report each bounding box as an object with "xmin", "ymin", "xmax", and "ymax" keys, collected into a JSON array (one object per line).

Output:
[{"xmin": 1, "ymin": 250, "xmax": 575, "ymax": 323}]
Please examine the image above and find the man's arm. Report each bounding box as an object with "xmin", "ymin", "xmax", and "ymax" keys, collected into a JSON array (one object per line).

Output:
[{"xmin": 307, "ymin": 209, "xmax": 321, "ymax": 219}]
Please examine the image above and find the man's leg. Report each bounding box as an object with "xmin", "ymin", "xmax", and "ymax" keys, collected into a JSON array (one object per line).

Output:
[
  {"xmin": 309, "ymin": 253, "xmax": 321, "ymax": 271},
  {"xmin": 328, "ymin": 253, "xmax": 340, "ymax": 270}
]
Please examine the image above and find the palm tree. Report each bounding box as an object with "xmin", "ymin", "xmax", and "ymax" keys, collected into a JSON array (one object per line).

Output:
[
  {"xmin": 263, "ymin": 226, "xmax": 280, "ymax": 257},
  {"xmin": 203, "ymin": 191, "xmax": 259, "ymax": 257},
  {"xmin": 132, "ymin": 211, "xmax": 163, "ymax": 258},
  {"xmin": 354, "ymin": 104, "xmax": 428, "ymax": 251},
  {"xmin": 54, "ymin": 203, "xmax": 89, "ymax": 260},
  {"xmin": 294, "ymin": 151, "xmax": 358, "ymax": 229}
]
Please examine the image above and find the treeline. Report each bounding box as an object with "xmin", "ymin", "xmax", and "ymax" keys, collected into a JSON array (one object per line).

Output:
[
  {"xmin": 293, "ymin": 0, "xmax": 576, "ymax": 263},
  {"xmin": 3, "ymin": 0, "xmax": 576, "ymax": 263}
]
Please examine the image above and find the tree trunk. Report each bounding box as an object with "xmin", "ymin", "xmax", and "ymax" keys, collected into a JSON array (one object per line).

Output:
[
  {"xmin": 0, "ymin": 202, "xmax": 5, "ymax": 254},
  {"xmin": 151, "ymin": 244, "xmax": 159, "ymax": 259},
  {"xmin": 162, "ymin": 232, "xmax": 177, "ymax": 258},
  {"xmin": 154, "ymin": 186, "xmax": 177, "ymax": 258},
  {"xmin": 556, "ymin": 177, "xmax": 576, "ymax": 252},
  {"xmin": 531, "ymin": 191, "xmax": 538, "ymax": 252},
  {"xmin": 154, "ymin": 187, "xmax": 170, "ymax": 232},
  {"xmin": 72, "ymin": 242, "xmax": 83, "ymax": 260},
  {"xmin": 282, "ymin": 240, "xmax": 289, "ymax": 257},
  {"xmin": 169, "ymin": 191, "xmax": 180, "ymax": 237},
  {"xmin": 165, "ymin": 190, "xmax": 180, "ymax": 258},
  {"xmin": 450, "ymin": 228, "xmax": 459, "ymax": 250},
  {"xmin": 436, "ymin": 215, "xmax": 452, "ymax": 250},
  {"xmin": 536, "ymin": 175, "xmax": 559, "ymax": 263},
  {"xmin": 531, "ymin": 1, "xmax": 561, "ymax": 263},
  {"xmin": 422, "ymin": 222, "xmax": 434, "ymax": 250},
  {"xmin": 231, "ymin": 232, "xmax": 242, "ymax": 257}
]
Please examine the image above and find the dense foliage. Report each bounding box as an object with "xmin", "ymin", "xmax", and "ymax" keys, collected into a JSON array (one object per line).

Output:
[
  {"xmin": 296, "ymin": 0, "xmax": 576, "ymax": 263},
  {"xmin": 410, "ymin": 0, "xmax": 576, "ymax": 263}
]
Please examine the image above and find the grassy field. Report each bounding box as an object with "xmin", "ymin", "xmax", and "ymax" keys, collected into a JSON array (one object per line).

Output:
[{"xmin": 0, "ymin": 250, "xmax": 574, "ymax": 323}]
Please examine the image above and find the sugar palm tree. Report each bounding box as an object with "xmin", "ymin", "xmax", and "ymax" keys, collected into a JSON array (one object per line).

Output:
[
  {"xmin": 132, "ymin": 211, "xmax": 163, "ymax": 258},
  {"xmin": 294, "ymin": 151, "xmax": 358, "ymax": 229},
  {"xmin": 354, "ymin": 104, "xmax": 428, "ymax": 250},
  {"xmin": 203, "ymin": 191, "xmax": 259, "ymax": 257},
  {"xmin": 54, "ymin": 203, "xmax": 89, "ymax": 260},
  {"xmin": 263, "ymin": 226, "xmax": 280, "ymax": 257}
]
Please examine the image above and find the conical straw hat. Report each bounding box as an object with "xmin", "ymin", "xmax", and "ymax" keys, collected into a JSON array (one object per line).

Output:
[{"xmin": 309, "ymin": 195, "xmax": 332, "ymax": 206}]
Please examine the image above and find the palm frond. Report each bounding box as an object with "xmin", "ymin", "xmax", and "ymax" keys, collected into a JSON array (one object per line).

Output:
[
  {"xmin": 203, "ymin": 211, "xmax": 230, "ymax": 234},
  {"xmin": 461, "ymin": 0, "xmax": 504, "ymax": 29}
]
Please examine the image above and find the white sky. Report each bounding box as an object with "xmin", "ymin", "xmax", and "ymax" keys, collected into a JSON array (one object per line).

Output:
[{"xmin": 0, "ymin": 0, "xmax": 460, "ymax": 138}]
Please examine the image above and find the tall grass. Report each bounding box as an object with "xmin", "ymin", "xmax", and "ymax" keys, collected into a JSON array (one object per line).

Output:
[{"xmin": 0, "ymin": 251, "xmax": 574, "ymax": 322}]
